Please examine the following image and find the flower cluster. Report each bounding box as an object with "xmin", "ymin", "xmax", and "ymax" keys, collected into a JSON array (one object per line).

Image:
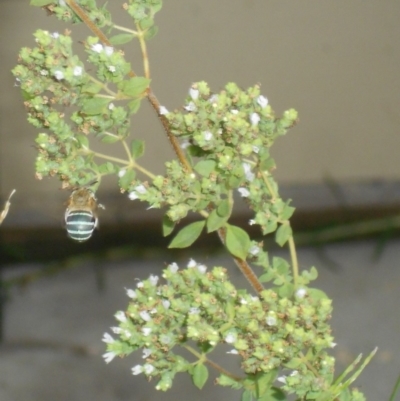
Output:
[{"xmin": 103, "ymin": 259, "xmax": 336, "ymax": 395}]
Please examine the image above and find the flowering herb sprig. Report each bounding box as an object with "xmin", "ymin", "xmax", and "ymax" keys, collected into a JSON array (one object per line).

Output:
[{"xmin": 13, "ymin": 1, "xmax": 375, "ymax": 400}]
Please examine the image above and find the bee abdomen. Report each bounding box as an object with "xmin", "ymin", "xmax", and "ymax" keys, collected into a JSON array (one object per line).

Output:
[{"xmin": 66, "ymin": 211, "xmax": 96, "ymax": 242}]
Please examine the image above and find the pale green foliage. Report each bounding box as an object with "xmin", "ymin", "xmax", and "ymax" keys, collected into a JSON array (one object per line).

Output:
[{"xmin": 15, "ymin": 1, "xmax": 374, "ymax": 400}]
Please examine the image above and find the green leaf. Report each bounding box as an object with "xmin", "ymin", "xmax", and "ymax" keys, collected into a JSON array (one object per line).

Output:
[
  {"xmin": 217, "ymin": 199, "xmax": 231, "ymax": 218},
  {"xmin": 76, "ymin": 134, "xmax": 89, "ymax": 149},
  {"xmin": 280, "ymin": 203, "xmax": 295, "ymax": 220},
  {"xmin": 259, "ymin": 387, "xmax": 287, "ymax": 401},
  {"xmin": 217, "ymin": 374, "xmax": 243, "ymax": 390},
  {"xmin": 118, "ymin": 77, "xmax": 151, "ymax": 98},
  {"xmin": 259, "ymin": 157, "xmax": 276, "ymax": 171},
  {"xmin": 30, "ymin": 0, "xmax": 53, "ymax": 5},
  {"xmin": 81, "ymin": 97, "xmax": 111, "ymax": 115},
  {"xmin": 168, "ymin": 221, "xmax": 205, "ymax": 249},
  {"xmin": 130, "ymin": 139, "xmax": 145, "ymax": 159},
  {"xmin": 81, "ymin": 82, "xmax": 102, "ymax": 95},
  {"xmin": 128, "ymin": 98, "xmax": 142, "ymax": 114},
  {"xmin": 119, "ymin": 169, "xmax": 136, "ymax": 191},
  {"xmin": 275, "ymin": 224, "xmax": 292, "ymax": 246},
  {"xmin": 162, "ymin": 214, "xmax": 175, "ymax": 237},
  {"xmin": 139, "ymin": 17, "xmax": 154, "ymax": 30},
  {"xmin": 225, "ymin": 224, "xmax": 251, "ymax": 260},
  {"xmin": 307, "ymin": 288, "xmax": 329, "ymax": 300},
  {"xmin": 144, "ymin": 25, "xmax": 159, "ymax": 40},
  {"xmin": 192, "ymin": 364, "xmax": 208, "ymax": 389},
  {"xmin": 206, "ymin": 209, "xmax": 228, "ymax": 233},
  {"xmin": 100, "ymin": 134, "xmax": 120, "ymax": 143},
  {"xmin": 241, "ymin": 389, "xmax": 254, "ymax": 401},
  {"xmin": 109, "ymin": 34, "xmax": 134, "ymax": 45},
  {"xmin": 194, "ymin": 160, "xmax": 216, "ymax": 177},
  {"xmin": 255, "ymin": 369, "xmax": 278, "ymax": 398}
]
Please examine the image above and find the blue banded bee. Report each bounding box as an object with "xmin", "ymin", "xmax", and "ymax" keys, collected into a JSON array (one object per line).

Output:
[{"xmin": 65, "ymin": 187, "xmax": 104, "ymax": 242}]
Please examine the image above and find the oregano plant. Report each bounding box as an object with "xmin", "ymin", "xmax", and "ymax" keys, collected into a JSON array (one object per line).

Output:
[{"xmin": 12, "ymin": 1, "xmax": 376, "ymax": 400}]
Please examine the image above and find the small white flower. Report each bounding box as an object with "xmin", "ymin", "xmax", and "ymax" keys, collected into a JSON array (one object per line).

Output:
[
  {"xmin": 242, "ymin": 162, "xmax": 255, "ymax": 182},
  {"xmin": 160, "ymin": 334, "xmax": 171, "ymax": 344},
  {"xmin": 118, "ymin": 169, "xmax": 126, "ymax": 178},
  {"xmin": 14, "ymin": 78, "xmax": 21, "ymax": 87},
  {"xmin": 225, "ymin": 333, "xmax": 236, "ymax": 344},
  {"xmin": 51, "ymin": 32, "xmax": 59, "ymax": 39},
  {"xmin": 249, "ymin": 245, "xmax": 260, "ymax": 256},
  {"xmin": 136, "ymin": 281, "xmax": 144, "ymax": 288},
  {"xmin": 40, "ymin": 69, "xmax": 48, "ymax": 76},
  {"xmin": 131, "ymin": 365, "xmax": 143, "ymax": 375},
  {"xmin": 230, "ymin": 109, "xmax": 238, "ymax": 115},
  {"xmin": 180, "ymin": 140, "xmax": 190, "ymax": 149},
  {"xmin": 103, "ymin": 351, "xmax": 117, "ymax": 364},
  {"xmin": 208, "ymin": 94, "xmax": 218, "ymax": 103},
  {"xmin": 250, "ymin": 112, "xmax": 260, "ymax": 126},
  {"xmin": 143, "ymin": 364, "xmax": 155, "ymax": 374},
  {"xmin": 197, "ymin": 264, "xmax": 207, "ymax": 274},
  {"xmin": 142, "ymin": 327, "xmax": 152, "ymax": 336},
  {"xmin": 189, "ymin": 87, "xmax": 199, "ymax": 100},
  {"xmin": 187, "ymin": 259, "xmax": 197, "ymax": 268},
  {"xmin": 257, "ymin": 95, "xmax": 268, "ymax": 108},
  {"xmin": 111, "ymin": 326, "xmax": 123, "ymax": 334},
  {"xmin": 252, "ymin": 145, "xmax": 260, "ymax": 154},
  {"xmin": 102, "ymin": 332, "xmax": 115, "ymax": 344},
  {"xmin": 184, "ymin": 101, "xmax": 196, "ymax": 112},
  {"xmin": 142, "ymin": 348, "xmax": 152, "ymax": 358},
  {"xmin": 115, "ymin": 311, "xmax": 127, "ymax": 323},
  {"xmin": 104, "ymin": 46, "xmax": 114, "ymax": 56},
  {"xmin": 108, "ymin": 103, "xmax": 115, "ymax": 110},
  {"xmin": 238, "ymin": 187, "xmax": 250, "ymax": 197},
  {"xmin": 162, "ymin": 299, "xmax": 170, "ymax": 309},
  {"xmin": 128, "ymin": 191, "xmax": 138, "ymax": 200},
  {"xmin": 91, "ymin": 43, "xmax": 103, "ymax": 53},
  {"xmin": 240, "ymin": 298, "xmax": 248, "ymax": 305},
  {"xmin": 73, "ymin": 66, "xmax": 83, "ymax": 76},
  {"xmin": 58, "ymin": 0, "xmax": 66, "ymax": 6},
  {"xmin": 54, "ymin": 70, "xmax": 64, "ymax": 80},
  {"xmin": 266, "ymin": 315, "xmax": 277, "ymax": 326},
  {"xmin": 189, "ymin": 307, "xmax": 200, "ymax": 315},
  {"xmin": 227, "ymin": 349, "xmax": 239, "ymax": 355},
  {"xmin": 330, "ymin": 342, "xmax": 337, "ymax": 348},
  {"xmin": 277, "ymin": 375, "xmax": 287, "ymax": 384},
  {"xmin": 203, "ymin": 131, "xmax": 213, "ymax": 141},
  {"xmin": 159, "ymin": 105, "xmax": 168, "ymax": 115},
  {"xmin": 108, "ymin": 65, "xmax": 116, "ymax": 73},
  {"xmin": 249, "ymin": 219, "xmax": 256, "ymax": 226},
  {"xmin": 149, "ymin": 275, "xmax": 159, "ymax": 286},
  {"xmin": 139, "ymin": 311, "xmax": 151, "ymax": 322},
  {"xmin": 169, "ymin": 262, "xmax": 179, "ymax": 273},
  {"xmin": 150, "ymin": 308, "xmax": 157, "ymax": 314},
  {"xmin": 295, "ymin": 288, "xmax": 307, "ymax": 298},
  {"xmin": 135, "ymin": 184, "xmax": 147, "ymax": 194}
]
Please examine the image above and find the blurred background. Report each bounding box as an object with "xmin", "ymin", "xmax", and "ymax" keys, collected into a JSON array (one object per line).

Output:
[{"xmin": 0, "ymin": 1, "xmax": 400, "ymax": 400}]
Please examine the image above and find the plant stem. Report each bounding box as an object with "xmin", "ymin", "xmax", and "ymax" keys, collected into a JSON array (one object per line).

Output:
[
  {"xmin": 87, "ymin": 74, "xmax": 116, "ymax": 96},
  {"xmin": 288, "ymin": 233, "xmax": 299, "ymax": 288},
  {"xmin": 112, "ymin": 24, "xmax": 138, "ymax": 35},
  {"xmin": 136, "ymin": 24, "xmax": 151, "ymax": 79},
  {"xmin": 217, "ymin": 227, "xmax": 265, "ymax": 294},
  {"xmin": 182, "ymin": 344, "xmax": 243, "ymax": 382},
  {"xmin": 122, "ymin": 140, "xmax": 133, "ymax": 164}
]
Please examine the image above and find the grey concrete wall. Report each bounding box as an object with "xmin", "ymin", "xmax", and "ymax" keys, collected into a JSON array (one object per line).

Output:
[{"xmin": 1, "ymin": 1, "xmax": 400, "ymax": 216}]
